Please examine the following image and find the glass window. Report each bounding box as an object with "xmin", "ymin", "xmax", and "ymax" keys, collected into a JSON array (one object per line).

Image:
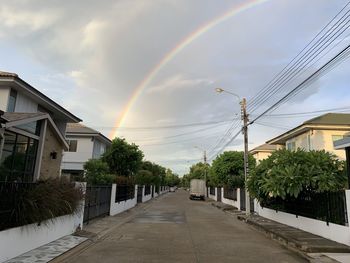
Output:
[
  {"xmin": 0, "ymin": 131, "xmax": 38, "ymax": 182},
  {"xmin": 332, "ymin": 135, "xmax": 344, "ymax": 142},
  {"xmin": 15, "ymin": 121, "xmax": 41, "ymax": 135},
  {"xmin": 287, "ymin": 141, "xmax": 296, "ymax": 151},
  {"xmin": 7, "ymin": 89, "xmax": 17, "ymax": 112},
  {"xmin": 66, "ymin": 140, "xmax": 78, "ymax": 152}
]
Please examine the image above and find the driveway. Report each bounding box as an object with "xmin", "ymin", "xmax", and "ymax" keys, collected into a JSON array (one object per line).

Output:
[{"xmin": 62, "ymin": 190, "xmax": 306, "ymax": 263}]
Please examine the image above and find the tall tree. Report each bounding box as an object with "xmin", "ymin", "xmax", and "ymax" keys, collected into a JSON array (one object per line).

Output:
[
  {"xmin": 211, "ymin": 151, "xmax": 256, "ymax": 188},
  {"xmin": 102, "ymin": 138, "xmax": 144, "ymax": 177}
]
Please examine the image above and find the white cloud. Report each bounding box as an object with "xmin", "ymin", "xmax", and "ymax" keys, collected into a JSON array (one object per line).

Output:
[
  {"xmin": 0, "ymin": 6, "xmax": 59, "ymax": 33},
  {"xmin": 147, "ymin": 74, "xmax": 214, "ymax": 93}
]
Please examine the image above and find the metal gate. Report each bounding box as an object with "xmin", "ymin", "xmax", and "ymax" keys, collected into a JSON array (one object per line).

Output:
[
  {"xmin": 240, "ymin": 189, "xmax": 254, "ymax": 212},
  {"xmin": 217, "ymin": 187, "xmax": 222, "ymax": 202},
  {"xmin": 137, "ymin": 186, "xmax": 143, "ymax": 203},
  {"xmin": 83, "ymin": 185, "xmax": 112, "ymax": 224}
]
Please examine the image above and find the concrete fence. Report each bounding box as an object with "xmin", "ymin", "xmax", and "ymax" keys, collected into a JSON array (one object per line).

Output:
[
  {"xmin": 109, "ymin": 184, "xmax": 138, "ymax": 216},
  {"xmin": 0, "ymin": 183, "xmax": 86, "ymax": 263},
  {"xmin": 255, "ymin": 190, "xmax": 350, "ymax": 246},
  {"xmin": 208, "ymin": 187, "xmax": 243, "ymax": 211},
  {"xmin": 0, "ymin": 183, "xmax": 170, "ymax": 262},
  {"xmin": 208, "ymin": 186, "xmax": 350, "ymax": 246}
]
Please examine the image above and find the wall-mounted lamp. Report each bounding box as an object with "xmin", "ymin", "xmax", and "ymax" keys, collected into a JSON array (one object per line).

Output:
[{"xmin": 50, "ymin": 151, "xmax": 57, "ymax": 160}]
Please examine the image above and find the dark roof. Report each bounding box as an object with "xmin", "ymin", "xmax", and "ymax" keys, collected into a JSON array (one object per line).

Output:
[
  {"xmin": 0, "ymin": 71, "xmax": 18, "ymax": 77},
  {"xmin": 250, "ymin": 143, "xmax": 278, "ymax": 153},
  {"xmin": 303, "ymin": 113, "xmax": 350, "ymax": 126},
  {"xmin": 2, "ymin": 112, "xmax": 47, "ymax": 122},
  {"xmin": 0, "ymin": 70, "xmax": 81, "ymax": 123},
  {"xmin": 66, "ymin": 123, "xmax": 112, "ymax": 144},
  {"xmin": 66, "ymin": 123, "xmax": 100, "ymax": 134}
]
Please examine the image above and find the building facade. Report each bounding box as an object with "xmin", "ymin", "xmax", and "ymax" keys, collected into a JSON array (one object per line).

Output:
[
  {"xmin": 267, "ymin": 113, "xmax": 350, "ymax": 160},
  {"xmin": 0, "ymin": 71, "xmax": 81, "ymax": 182},
  {"xmin": 61, "ymin": 123, "xmax": 111, "ymax": 179}
]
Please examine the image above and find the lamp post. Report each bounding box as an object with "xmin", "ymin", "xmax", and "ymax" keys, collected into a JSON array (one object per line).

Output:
[{"xmin": 215, "ymin": 88, "xmax": 250, "ymax": 216}]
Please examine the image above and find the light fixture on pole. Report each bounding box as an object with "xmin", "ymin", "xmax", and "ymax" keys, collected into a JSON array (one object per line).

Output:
[{"xmin": 215, "ymin": 88, "xmax": 251, "ymax": 216}]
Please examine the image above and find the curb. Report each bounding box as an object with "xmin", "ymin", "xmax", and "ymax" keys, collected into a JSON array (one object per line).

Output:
[{"xmin": 237, "ymin": 215, "xmax": 347, "ymax": 263}]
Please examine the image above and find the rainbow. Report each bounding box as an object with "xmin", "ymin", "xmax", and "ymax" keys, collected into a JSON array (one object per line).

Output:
[{"xmin": 111, "ymin": 0, "xmax": 270, "ymax": 138}]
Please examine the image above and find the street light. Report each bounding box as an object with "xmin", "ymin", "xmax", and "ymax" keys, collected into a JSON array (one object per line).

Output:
[
  {"xmin": 215, "ymin": 88, "xmax": 241, "ymax": 101},
  {"xmin": 215, "ymin": 88, "xmax": 251, "ymax": 216}
]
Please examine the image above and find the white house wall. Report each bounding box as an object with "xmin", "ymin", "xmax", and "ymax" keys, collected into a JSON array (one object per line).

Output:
[
  {"xmin": 0, "ymin": 87, "xmax": 10, "ymax": 111},
  {"xmin": 62, "ymin": 137, "xmax": 94, "ymax": 171},
  {"xmin": 15, "ymin": 92, "xmax": 38, "ymax": 113},
  {"xmin": 286, "ymin": 130, "xmax": 347, "ymax": 159}
]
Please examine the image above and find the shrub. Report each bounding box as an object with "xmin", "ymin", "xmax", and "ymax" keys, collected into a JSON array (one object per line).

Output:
[
  {"xmin": 247, "ymin": 149, "xmax": 347, "ymax": 202},
  {"xmin": 84, "ymin": 159, "xmax": 115, "ymax": 185},
  {"xmin": 0, "ymin": 178, "xmax": 84, "ymax": 231}
]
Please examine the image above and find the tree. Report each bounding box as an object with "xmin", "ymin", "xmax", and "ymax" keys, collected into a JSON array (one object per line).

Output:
[
  {"xmin": 164, "ymin": 169, "xmax": 180, "ymax": 186},
  {"xmin": 83, "ymin": 159, "xmax": 116, "ymax": 185},
  {"xmin": 247, "ymin": 149, "xmax": 347, "ymax": 202},
  {"xmin": 102, "ymin": 138, "xmax": 144, "ymax": 177},
  {"xmin": 211, "ymin": 151, "xmax": 256, "ymax": 188}
]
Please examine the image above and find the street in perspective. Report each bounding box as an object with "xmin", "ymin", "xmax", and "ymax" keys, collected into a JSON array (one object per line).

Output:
[{"xmin": 2, "ymin": 1, "xmax": 350, "ymax": 263}]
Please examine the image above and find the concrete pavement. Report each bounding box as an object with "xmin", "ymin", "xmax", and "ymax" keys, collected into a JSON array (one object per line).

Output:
[{"xmin": 60, "ymin": 190, "xmax": 306, "ymax": 263}]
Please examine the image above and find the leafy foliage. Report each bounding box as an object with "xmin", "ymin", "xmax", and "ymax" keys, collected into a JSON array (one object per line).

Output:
[
  {"xmin": 164, "ymin": 169, "xmax": 180, "ymax": 186},
  {"xmin": 0, "ymin": 178, "xmax": 84, "ymax": 231},
  {"xmin": 102, "ymin": 138, "xmax": 144, "ymax": 177},
  {"xmin": 83, "ymin": 159, "xmax": 116, "ymax": 185},
  {"xmin": 181, "ymin": 162, "xmax": 210, "ymax": 187},
  {"xmin": 247, "ymin": 149, "xmax": 347, "ymax": 202},
  {"xmin": 211, "ymin": 151, "xmax": 256, "ymax": 188}
]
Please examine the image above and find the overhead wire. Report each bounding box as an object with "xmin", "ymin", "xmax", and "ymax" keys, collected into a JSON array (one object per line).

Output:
[{"xmin": 248, "ymin": 2, "xmax": 350, "ymax": 113}]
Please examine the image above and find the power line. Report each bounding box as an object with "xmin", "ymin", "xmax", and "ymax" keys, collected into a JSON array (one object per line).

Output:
[
  {"xmin": 129, "ymin": 121, "xmax": 231, "ymax": 142},
  {"xmin": 248, "ymin": 2, "xmax": 350, "ymax": 113},
  {"xmin": 87, "ymin": 118, "xmax": 235, "ymax": 131},
  {"xmin": 250, "ymin": 42, "xmax": 350, "ymax": 124}
]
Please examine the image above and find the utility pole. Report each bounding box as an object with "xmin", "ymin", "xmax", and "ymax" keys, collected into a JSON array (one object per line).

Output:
[
  {"xmin": 241, "ymin": 98, "xmax": 250, "ymax": 216},
  {"xmin": 203, "ymin": 150, "xmax": 208, "ymax": 197}
]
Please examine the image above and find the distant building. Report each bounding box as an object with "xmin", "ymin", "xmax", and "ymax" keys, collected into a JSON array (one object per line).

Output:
[
  {"xmin": 267, "ymin": 113, "xmax": 350, "ymax": 160},
  {"xmin": 61, "ymin": 123, "xmax": 112, "ymax": 179},
  {"xmin": 0, "ymin": 71, "xmax": 81, "ymax": 182},
  {"xmin": 249, "ymin": 143, "xmax": 280, "ymax": 163}
]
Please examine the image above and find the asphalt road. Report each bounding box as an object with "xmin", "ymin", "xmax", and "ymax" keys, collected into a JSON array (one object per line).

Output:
[{"xmin": 63, "ymin": 190, "xmax": 306, "ymax": 263}]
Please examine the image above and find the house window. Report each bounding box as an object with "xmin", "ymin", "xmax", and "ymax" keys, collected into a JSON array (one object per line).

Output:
[
  {"xmin": 0, "ymin": 131, "xmax": 38, "ymax": 182},
  {"xmin": 287, "ymin": 141, "xmax": 296, "ymax": 151},
  {"xmin": 66, "ymin": 140, "xmax": 78, "ymax": 152},
  {"xmin": 7, "ymin": 89, "xmax": 17, "ymax": 112},
  {"xmin": 332, "ymin": 135, "xmax": 345, "ymax": 143}
]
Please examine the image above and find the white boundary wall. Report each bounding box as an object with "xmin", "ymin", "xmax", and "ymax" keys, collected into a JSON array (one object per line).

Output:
[
  {"xmin": 255, "ymin": 190, "xmax": 350, "ymax": 246},
  {"xmin": 221, "ymin": 187, "xmax": 241, "ymax": 210},
  {"xmin": 0, "ymin": 182, "xmax": 86, "ymax": 262},
  {"xmin": 109, "ymin": 184, "xmax": 137, "ymax": 216},
  {"xmin": 0, "ymin": 213, "xmax": 83, "ymax": 263},
  {"xmin": 142, "ymin": 185, "xmax": 152, "ymax": 203},
  {"xmin": 208, "ymin": 187, "xmax": 217, "ymax": 201}
]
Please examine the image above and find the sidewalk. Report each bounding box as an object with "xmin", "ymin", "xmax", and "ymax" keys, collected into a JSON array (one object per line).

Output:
[
  {"xmin": 51, "ymin": 197, "xmax": 157, "ymax": 262},
  {"xmin": 237, "ymin": 213, "xmax": 350, "ymax": 263}
]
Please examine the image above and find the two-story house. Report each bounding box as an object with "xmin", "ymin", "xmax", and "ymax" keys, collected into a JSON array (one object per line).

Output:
[
  {"xmin": 249, "ymin": 143, "xmax": 280, "ymax": 163},
  {"xmin": 0, "ymin": 71, "xmax": 81, "ymax": 182},
  {"xmin": 61, "ymin": 123, "xmax": 111, "ymax": 180},
  {"xmin": 267, "ymin": 113, "xmax": 350, "ymax": 160}
]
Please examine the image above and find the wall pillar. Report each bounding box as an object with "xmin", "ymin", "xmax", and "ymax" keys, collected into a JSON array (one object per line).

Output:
[
  {"xmin": 346, "ymin": 148, "xmax": 350, "ymax": 189},
  {"xmin": 34, "ymin": 119, "xmax": 47, "ymax": 181}
]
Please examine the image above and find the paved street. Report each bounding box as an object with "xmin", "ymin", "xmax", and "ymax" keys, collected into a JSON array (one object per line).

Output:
[{"xmin": 63, "ymin": 190, "xmax": 306, "ymax": 263}]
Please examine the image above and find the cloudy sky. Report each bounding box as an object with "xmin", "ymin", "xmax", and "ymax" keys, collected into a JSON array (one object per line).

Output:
[{"xmin": 1, "ymin": 0, "xmax": 350, "ymax": 175}]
